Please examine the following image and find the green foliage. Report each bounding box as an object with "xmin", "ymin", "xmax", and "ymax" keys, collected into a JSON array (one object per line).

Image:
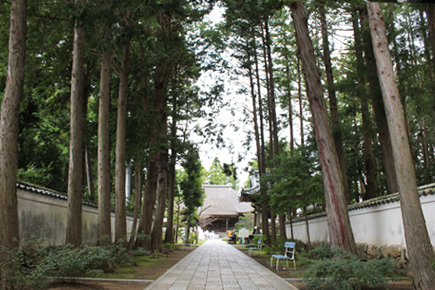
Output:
[
  {"xmin": 302, "ymin": 244, "xmax": 399, "ymax": 290},
  {"xmin": 269, "ymin": 146, "xmax": 324, "ymax": 215},
  {"xmin": 205, "ymin": 157, "xmax": 239, "ymax": 191},
  {"xmin": 0, "ymin": 237, "xmax": 151, "ymax": 289},
  {"xmin": 0, "ymin": 238, "xmax": 50, "ymax": 290},
  {"xmin": 233, "ymin": 213, "xmax": 254, "ymax": 232},
  {"xmin": 17, "ymin": 164, "xmax": 54, "ymax": 187}
]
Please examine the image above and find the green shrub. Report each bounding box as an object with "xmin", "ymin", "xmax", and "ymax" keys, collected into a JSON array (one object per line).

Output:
[
  {"xmin": 0, "ymin": 235, "xmax": 152, "ymax": 289},
  {"xmin": 302, "ymin": 246, "xmax": 399, "ymax": 290},
  {"xmin": 0, "ymin": 238, "xmax": 50, "ymax": 290}
]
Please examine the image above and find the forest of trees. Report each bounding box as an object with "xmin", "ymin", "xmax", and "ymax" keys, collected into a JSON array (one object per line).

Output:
[{"xmin": 1, "ymin": 0, "xmax": 435, "ymax": 288}]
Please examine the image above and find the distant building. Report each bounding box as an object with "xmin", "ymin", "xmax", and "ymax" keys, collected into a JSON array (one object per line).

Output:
[{"xmin": 198, "ymin": 185, "xmax": 253, "ymax": 235}]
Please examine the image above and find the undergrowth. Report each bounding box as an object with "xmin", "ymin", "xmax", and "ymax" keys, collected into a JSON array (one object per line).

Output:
[
  {"xmin": 0, "ymin": 236, "xmax": 151, "ymax": 290},
  {"xmin": 301, "ymin": 242, "xmax": 401, "ymax": 290}
]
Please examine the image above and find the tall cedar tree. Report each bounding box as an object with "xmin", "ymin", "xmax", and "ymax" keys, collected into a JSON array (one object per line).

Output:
[
  {"xmin": 97, "ymin": 51, "xmax": 112, "ymax": 245},
  {"xmin": 359, "ymin": 3, "xmax": 398, "ymax": 195},
  {"xmin": 66, "ymin": 0, "xmax": 85, "ymax": 247},
  {"xmin": 0, "ymin": 0, "xmax": 27, "ymax": 277},
  {"xmin": 367, "ymin": 3, "xmax": 435, "ymax": 289},
  {"xmin": 114, "ymin": 43, "xmax": 130, "ymax": 242},
  {"xmin": 319, "ymin": 3, "xmax": 351, "ymax": 203},
  {"xmin": 289, "ymin": 1, "xmax": 357, "ymax": 254}
]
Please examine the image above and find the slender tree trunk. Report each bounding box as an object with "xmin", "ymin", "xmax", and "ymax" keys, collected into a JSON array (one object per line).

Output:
[
  {"xmin": 66, "ymin": 6, "xmax": 85, "ymax": 247},
  {"xmin": 175, "ymin": 200, "xmax": 181, "ymax": 243},
  {"xmin": 0, "ymin": 0, "xmax": 26, "ymax": 280},
  {"xmin": 290, "ymin": 1, "xmax": 357, "ymax": 254},
  {"xmin": 264, "ymin": 20, "xmax": 279, "ymax": 245},
  {"xmin": 139, "ymin": 154, "xmax": 158, "ymax": 249},
  {"xmin": 115, "ymin": 43, "xmax": 130, "ymax": 242},
  {"xmin": 259, "ymin": 26, "xmax": 271, "ymax": 246},
  {"xmin": 352, "ymin": 8, "xmax": 377, "ymax": 199},
  {"xmin": 359, "ymin": 4, "xmax": 399, "ymax": 195},
  {"xmin": 320, "ymin": 5, "xmax": 350, "ymax": 204},
  {"xmin": 297, "ymin": 56, "xmax": 304, "ymax": 147},
  {"xmin": 247, "ymin": 39, "xmax": 262, "ymax": 178},
  {"xmin": 254, "ymin": 37, "xmax": 267, "ymax": 175},
  {"xmin": 305, "ymin": 214, "xmax": 311, "ymax": 251},
  {"xmin": 361, "ymin": 98, "xmax": 377, "ymax": 199},
  {"xmin": 98, "ymin": 51, "xmax": 112, "ymax": 245},
  {"xmin": 151, "ymin": 114, "xmax": 169, "ymax": 252},
  {"xmin": 85, "ymin": 146, "xmax": 94, "ymax": 199},
  {"xmin": 164, "ymin": 101, "xmax": 177, "ymax": 244},
  {"xmin": 285, "ymin": 58, "xmax": 294, "ymax": 155},
  {"xmin": 128, "ymin": 152, "xmax": 142, "ymax": 251},
  {"xmin": 367, "ymin": 3, "xmax": 435, "ymax": 289}
]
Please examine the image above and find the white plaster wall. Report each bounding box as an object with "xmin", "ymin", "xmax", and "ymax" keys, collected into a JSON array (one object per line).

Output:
[
  {"xmin": 286, "ymin": 193, "xmax": 435, "ymax": 248},
  {"xmin": 18, "ymin": 188, "xmax": 137, "ymax": 246}
]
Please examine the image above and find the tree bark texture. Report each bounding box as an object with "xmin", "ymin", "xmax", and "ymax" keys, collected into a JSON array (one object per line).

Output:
[
  {"xmin": 297, "ymin": 56, "xmax": 304, "ymax": 147},
  {"xmin": 367, "ymin": 3, "xmax": 435, "ymax": 289},
  {"xmin": 114, "ymin": 43, "xmax": 130, "ymax": 242},
  {"xmin": 164, "ymin": 100, "xmax": 177, "ymax": 244},
  {"xmin": 98, "ymin": 51, "xmax": 112, "ymax": 245},
  {"xmin": 0, "ymin": 0, "xmax": 26, "ymax": 276},
  {"xmin": 359, "ymin": 4, "xmax": 398, "ymax": 195},
  {"xmin": 85, "ymin": 146, "xmax": 94, "ymax": 199},
  {"xmin": 260, "ymin": 26, "xmax": 271, "ymax": 246},
  {"xmin": 290, "ymin": 1, "xmax": 357, "ymax": 254},
  {"xmin": 164, "ymin": 150, "xmax": 176, "ymax": 244},
  {"xmin": 285, "ymin": 58, "xmax": 294, "ymax": 155},
  {"xmin": 352, "ymin": 8, "xmax": 377, "ymax": 199},
  {"xmin": 151, "ymin": 143, "xmax": 168, "ymax": 251},
  {"xmin": 320, "ymin": 6, "xmax": 351, "ymax": 204},
  {"xmin": 151, "ymin": 106, "xmax": 169, "ymax": 251},
  {"xmin": 129, "ymin": 152, "xmax": 142, "ymax": 251},
  {"xmin": 248, "ymin": 43, "xmax": 263, "ymax": 177},
  {"xmin": 66, "ymin": 13, "xmax": 84, "ymax": 247}
]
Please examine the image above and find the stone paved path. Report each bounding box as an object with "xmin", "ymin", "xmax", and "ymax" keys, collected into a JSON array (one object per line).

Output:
[{"xmin": 144, "ymin": 239, "xmax": 298, "ymax": 290}]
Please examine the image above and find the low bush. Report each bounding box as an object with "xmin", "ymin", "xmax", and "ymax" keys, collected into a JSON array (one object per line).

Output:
[
  {"xmin": 1, "ymin": 238, "xmax": 50, "ymax": 290},
  {"xmin": 0, "ymin": 236, "xmax": 152, "ymax": 290},
  {"xmin": 302, "ymin": 244, "xmax": 400, "ymax": 290}
]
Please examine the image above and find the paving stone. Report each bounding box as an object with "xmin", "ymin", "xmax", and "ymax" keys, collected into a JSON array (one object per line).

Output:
[{"xmin": 143, "ymin": 240, "xmax": 297, "ymax": 290}]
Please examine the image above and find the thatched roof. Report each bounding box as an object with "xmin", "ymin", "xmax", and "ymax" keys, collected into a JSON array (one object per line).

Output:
[{"xmin": 199, "ymin": 185, "xmax": 254, "ymax": 217}]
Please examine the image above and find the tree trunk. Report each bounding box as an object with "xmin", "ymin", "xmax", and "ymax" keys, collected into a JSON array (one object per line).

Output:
[
  {"xmin": 290, "ymin": 1, "xmax": 357, "ymax": 254},
  {"xmin": 115, "ymin": 43, "xmax": 130, "ymax": 242},
  {"xmin": 279, "ymin": 214, "xmax": 286, "ymax": 239},
  {"xmin": 151, "ymin": 116, "xmax": 169, "ymax": 252},
  {"xmin": 305, "ymin": 214, "xmax": 311, "ymax": 251},
  {"xmin": 367, "ymin": 3, "xmax": 435, "ymax": 289},
  {"xmin": 352, "ymin": 8, "xmax": 377, "ymax": 199},
  {"xmin": 260, "ymin": 25, "xmax": 271, "ymax": 246},
  {"xmin": 0, "ymin": 0, "xmax": 26, "ymax": 279},
  {"xmin": 164, "ymin": 104, "xmax": 177, "ymax": 244},
  {"xmin": 320, "ymin": 5, "xmax": 350, "ymax": 204},
  {"xmin": 128, "ymin": 152, "xmax": 142, "ymax": 251},
  {"xmin": 66, "ymin": 7, "xmax": 85, "ymax": 247},
  {"xmin": 285, "ymin": 58, "xmax": 294, "ymax": 155},
  {"xmin": 247, "ymin": 38, "xmax": 262, "ymax": 179},
  {"xmin": 359, "ymin": 3, "xmax": 399, "ymax": 195},
  {"xmin": 265, "ymin": 20, "xmax": 280, "ymax": 245},
  {"xmin": 138, "ymin": 64, "xmax": 168, "ymax": 249},
  {"xmin": 85, "ymin": 146, "xmax": 94, "ymax": 199},
  {"xmin": 98, "ymin": 51, "xmax": 112, "ymax": 245},
  {"xmin": 297, "ymin": 55, "xmax": 304, "ymax": 147},
  {"xmin": 361, "ymin": 98, "xmax": 377, "ymax": 199}
]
